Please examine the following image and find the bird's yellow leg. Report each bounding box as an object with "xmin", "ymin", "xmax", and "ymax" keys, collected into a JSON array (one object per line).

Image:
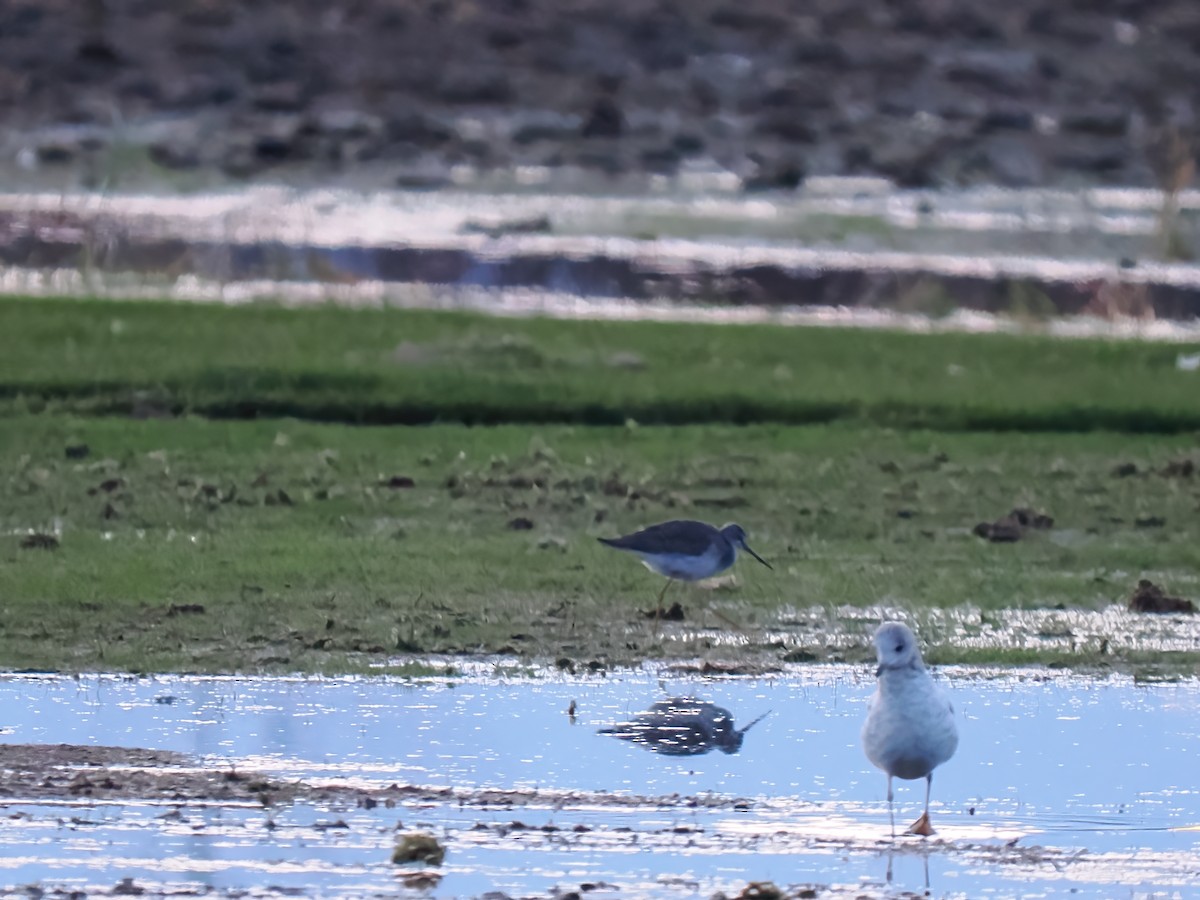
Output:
[{"xmin": 653, "ymin": 579, "xmax": 673, "ymax": 633}]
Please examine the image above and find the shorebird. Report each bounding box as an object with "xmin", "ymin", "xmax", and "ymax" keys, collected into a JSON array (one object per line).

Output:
[
  {"xmin": 599, "ymin": 696, "xmax": 770, "ymax": 756},
  {"xmin": 861, "ymin": 621, "xmax": 958, "ymax": 837},
  {"xmin": 597, "ymin": 520, "xmax": 772, "ymax": 621}
]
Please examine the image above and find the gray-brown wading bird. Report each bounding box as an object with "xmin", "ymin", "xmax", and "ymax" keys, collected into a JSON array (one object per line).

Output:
[{"xmin": 598, "ymin": 520, "xmax": 772, "ymax": 619}]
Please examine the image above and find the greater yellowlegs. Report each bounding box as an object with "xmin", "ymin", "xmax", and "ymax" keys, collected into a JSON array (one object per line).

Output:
[
  {"xmin": 861, "ymin": 621, "xmax": 958, "ymax": 837},
  {"xmin": 597, "ymin": 520, "xmax": 772, "ymax": 620}
]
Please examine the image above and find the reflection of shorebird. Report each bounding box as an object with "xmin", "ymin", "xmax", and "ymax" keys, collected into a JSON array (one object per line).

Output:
[
  {"xmin": 599, "ymin": 697, "xmax": 769, "ymax": 755},
  {"xmin": 597, "ymin": 520, "xmax": 772, "ymax": 621},
  {"xmin": 861, "ymin": 622, "xmax": 958, "ymax": 837}
]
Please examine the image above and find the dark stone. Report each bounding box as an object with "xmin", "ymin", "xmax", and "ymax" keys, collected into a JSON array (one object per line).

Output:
[
  {"xmin": 149, "ymin": 141, "xmax": 201, "ymax": 170},
  {"xmin": 386, "ymin": 113, "xmax": 453, "ymax": 146},
  {"xmin": 640, "ymin": 145, "xmax": 681, "ymax": 173},
  {"xmin": 438, "ymin": 69, "xmax": 514, "ymax": 105},
  {"xmin": 979, "ymin": 107, "xmax": 1035, "ymax": 133},
  {"xmin": 754, "ymin": 111, "xmax": 817, "ymax": 142},
  {"xmin": 743, "ymin": 158, "xmax": 805, "ymax": 191},
  {"xmin": 1128, "ymin": 579, "xmax": 1195, "ymax": 614},
  {"xmin": 77, "ymin": 40, "xmax": 122, "ymax": 66},
  {"xmin": 672, "ymin": 132, "xmax": 705, "ymax": 155},
  {"xmin": 1060, "ymin": 106, "xmax": 1129, "ymax": 137},
  {"xmin": 253, "ymin": 134, "xmax": 294, "ymax": 162},
  {"xmin": 381, "ymin": 475, "xmax": 416, "ymax": 489},
  {"xmin": 36, "ymin": 142, "xmax": 75, "ymax": 164},
  {"xmin": 581, "ymin": 97, "xmax": 624, "ymax": 138},
  {"xmin": 974, "ymin": 506, "xmax": 1053, "ymax": 542},
  {"xmin": 252, "ymin": 81, "xmax": 307, "ymax": 112},
  {"xmin": 973, "ymin": 521, "xmax": 1022, "ymax": 542},
  {"xmin": 19, "ymin": 533, "xmax": 59, "ymax": 550},
  {"xmin": 1051, "ymin": 138, "xmax": 1127, "ymax": 175}
]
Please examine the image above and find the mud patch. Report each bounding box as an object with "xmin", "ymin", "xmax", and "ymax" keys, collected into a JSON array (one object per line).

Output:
[{"xmin": 1128, "ymin": 579, "xmax": 1196, "ymax": 614}]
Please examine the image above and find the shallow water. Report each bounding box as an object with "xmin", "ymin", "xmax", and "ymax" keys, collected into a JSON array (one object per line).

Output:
[{"xmin": 0, "ymin": 668, "xmax": 1198, "ymax": 898}]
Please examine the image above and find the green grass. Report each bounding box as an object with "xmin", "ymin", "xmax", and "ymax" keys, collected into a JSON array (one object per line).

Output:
[
  {"xmin": 1, "ymin": 413, "xmax": 1198, "ymax": 673},
  {"xmin": 2, "ymin": 296, "xmax": 1199, "ymax": 431}
]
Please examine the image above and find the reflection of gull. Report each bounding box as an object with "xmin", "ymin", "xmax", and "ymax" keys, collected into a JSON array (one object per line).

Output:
[
  {"xmin": 861, "ymin": 622, "xmax": 958, "ymax": 836},
  {"xmin": 599, "ymin": 697, "xmax": 769, "ymax": 756}
]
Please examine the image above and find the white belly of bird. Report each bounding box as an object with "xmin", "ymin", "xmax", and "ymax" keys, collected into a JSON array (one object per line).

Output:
[
  {"xmin": 862, "ymin": 676, "xmax": 958, "ymax": 781},
  {"xmin": 639, "ymin": 544, "xmax": 728, "ymax": 582}
]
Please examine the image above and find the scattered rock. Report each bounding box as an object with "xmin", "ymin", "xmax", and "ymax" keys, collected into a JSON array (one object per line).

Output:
[
  {"xmin": 644, "ymin": 601, "xmax": 685, "ymax": 621},
  {"xmin": 972, "ymin": 520, "xmax": 1021, "ymax": 542},
  {"xmin": 166, "ymin": 603, "xmax": 206, "ymax": 617},
  {"xmin": 64, "ymin": 443, "xmax": 90, "ymax": 460},
  {"xmin": 693, "ymin": 496, "xmax": 749, "ymax": 509},
  {"xmin": 438, "ymin": 68, "xmax": 514, "ymax": 105},
  {"xmin": 506, "ymin": 517, "xmax": 535, "ymax": 531},
  {"xmin": 19, "ymin": 533, "xmax": 59, "ymax": 550},
  {"xmin": 381, "ymin": 475, "xmax": 416, "ymax": 489},
  {"xmin": 113, "ymin": 878, "xmax": 145, "ymax": 896},
  {"xmin": 974, "ymin": 507, "xmax": 1053, "ymax": 542},
  {"xmin": 1111, "ymin": 462, "xmax": 1139, "ymax": 477},
  {"xmin": 580, "ymin": 96, "xmax": 624, "ymax": 139},
  {"xmin": 734, "ymin": 881, "xmax": 784, "ymax": 900},
  {"xmin": 88, "ymin": 477, "xmax": 124, "ymax": 495},
  {"xmin": 392, "ymin": 832, "xmax": 445, "ymax": 865},
  {"xmin": 1128, "ymin": 579, "xmax": 1195, "ymax": 614},
  {"xmin": 1160, "ymin": 459, "xmax": 1195, "ymax": 478},
  {"xmin": 1134, "ymin": 515, "xmax": 1166, "ymax": 528},
  {"xmin": 1009, "ymin": 507, "xmax": 1054, "ymax": 529},
  {"xmin": 536, "ymin": 535, "xmax": 568, "ymax": 551}
]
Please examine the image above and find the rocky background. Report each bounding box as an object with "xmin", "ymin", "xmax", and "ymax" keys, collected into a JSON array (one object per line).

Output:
[{"xmin": 1, "ymin": 0, "xmax": 1197, "ymax": 191}]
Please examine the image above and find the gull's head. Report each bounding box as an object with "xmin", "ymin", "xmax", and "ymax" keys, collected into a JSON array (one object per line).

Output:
[
  {"xmin": 872, "ymin": 621, "xmax": 924, "ymax": 674},
  {"xmin": 719, "ymin": 523, "xmax": 773, "ymax": 570}
]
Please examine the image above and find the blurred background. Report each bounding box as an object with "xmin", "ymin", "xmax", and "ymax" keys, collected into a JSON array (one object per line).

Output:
[
  {"xmin": 2, "ymin": 0, "xmax": 1195, "ymax": 194},
  {"xmin": 2, "ymin": 0, "xmax": 1198, "ymax": 320}
]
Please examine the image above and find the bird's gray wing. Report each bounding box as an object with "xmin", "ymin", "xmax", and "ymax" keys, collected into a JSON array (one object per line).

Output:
[{"xmin": 600, "ymin": 520, "xmax": 719, "ymax": 556}]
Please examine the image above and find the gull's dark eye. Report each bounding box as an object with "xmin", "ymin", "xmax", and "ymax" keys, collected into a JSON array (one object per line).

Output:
[{"xmin": 894, "ymin": 643, "xmax": 904, "ymax": 652}]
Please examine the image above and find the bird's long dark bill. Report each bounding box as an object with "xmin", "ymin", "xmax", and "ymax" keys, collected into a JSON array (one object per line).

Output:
[
  {"xmin": 744, "ymin": 545, "xmax": 773, "ymax": 569},
  {"xmin": 738, "ymin": 710, "xmax": 771, "ymax": 735}
]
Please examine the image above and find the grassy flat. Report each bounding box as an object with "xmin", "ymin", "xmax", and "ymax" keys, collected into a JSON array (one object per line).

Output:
[
  {"xmin": 2, "ymin": 296, "xmax": 1199, "ymax": 431},
  {"xmin": 1, "ymin": 413, "xmax": 1198, "ymax": 674}
]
